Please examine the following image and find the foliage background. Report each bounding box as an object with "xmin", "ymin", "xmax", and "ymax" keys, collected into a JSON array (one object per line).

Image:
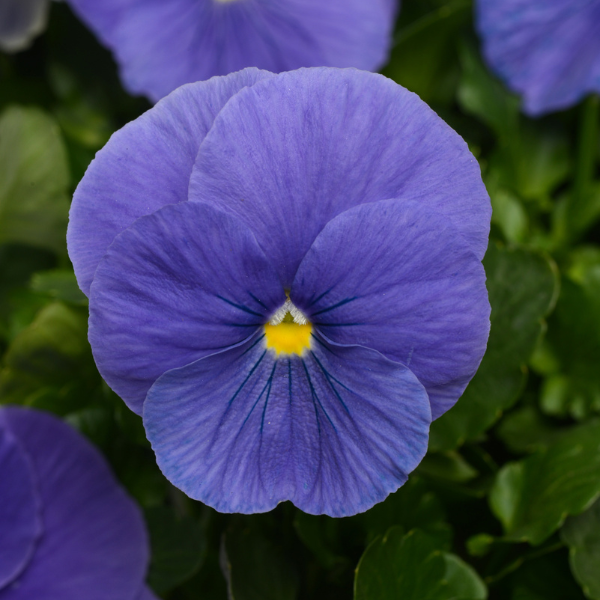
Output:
[{"xmin": 1, "ymin": 1, "xmax": 600, "ymax": 598}]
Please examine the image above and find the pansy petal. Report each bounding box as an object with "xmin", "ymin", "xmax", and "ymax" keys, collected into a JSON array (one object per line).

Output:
[
  {"xmin": 0, "ymin": 425, "xmax": 41, "ymax": 590},
  {"xmin": 89, "ymin": 202, "xmax": 285, "ymax": 414},
  {"xmin": 67, "ymin": 0, "xmax": 393, "ymax": 101},
  {"xmin": 144, "ymin": 332, "xmax": 431, "ymax": 517},
  {"xmin": 476, "ymin": 0, "xmax": 600, "ymax": 115},
  {"xmin": 0, "ymin": 0, "xmax": 48, "ymax": 53},
  {"xmin": 190, "ymin": 68, "xmax": 490, "ymax": 287},
  {"xmin": 135, "ymin": 586, "xmax": 159, "ymax": 600},
  {"xmin": 0, "ymin": 407, "xmax": 148, "ymax": 600},
  {"xmin": 291, "ymin": 199, "xmax": 490, "ymax": 419},
  {"xmin": 67, "ymin": 67, "xmax": 274, "ymax": 296}
]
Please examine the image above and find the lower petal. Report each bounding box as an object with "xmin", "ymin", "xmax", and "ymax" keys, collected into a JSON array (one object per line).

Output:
[{"xmin": 144, "ymin": 333, "xmax": 431, "ymax": 517}]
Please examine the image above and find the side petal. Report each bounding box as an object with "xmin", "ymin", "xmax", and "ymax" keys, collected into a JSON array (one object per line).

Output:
[
  {"xmin": 290, "ymin": 199, "xmax": 491, "ymax": 419},
  {"xmin": 0, "ymin": 423, "xmax": 42, "ymax": 591},
  {"xmin": 135, "ymin": 586, "xmax": 159, "ymax": 600},
  {"xmin": 67, "ymin": 67, "xmax": 274, "ymax": 296},
  {"xmin": 190, "ymin": 67, "xmax": 490, "ymax": 287},
  {"xmin": 0, "ymin": 407, "xmax": 148, "ymax": 600},
  {"xmin": 67, "ymin": 0, "xmax": 393, "ymax": 101},
  {"xmin": 476, "ymin": 0, "xmax": 600, "ymax": 115},
  {"xmin": 89, "ymin": 202, "xmax": 285, "ymax": 414},
  {"xmin": 144, "ymin": 332, "xmax": 431, "ymax": 517}
]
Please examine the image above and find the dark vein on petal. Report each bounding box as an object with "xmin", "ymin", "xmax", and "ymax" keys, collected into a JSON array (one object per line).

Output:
[
  {"xmin": 248, "ymin": 292, "xmax": 269, "ymax": 310},
  {"xmin": 241, "ymin": 334, "xmax": 266, "ymax": 357},
  {"xmin": 260, "ymin": 362, "xmax": 277, "ymax": 433},
  {"xmin": 217, "ymin": 294, "xmax": 263, "ymax": 317},
  {"xmin": 227, "ymin": 350, "xmax": 267, "ymax": 409},
  {"xmin": 307, "ymin": 287, "xmax": 333, "ymax": 308},
  {"xmin": 240, "ymin": 361, "xmax": 276, "ymax": 431},
  {"xmin": 310, "ymin": 351, "xmax": 351, "ymax": 414},
  {"xmin": 301, "ymin": 359, "xmax": 336, "ymax": 432},
  {"xmin": 311, "ymin": 297, "xmax": 358, "ymax": 317}
]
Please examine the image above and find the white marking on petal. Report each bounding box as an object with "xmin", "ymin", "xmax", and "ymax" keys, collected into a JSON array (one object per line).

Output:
[{"xmin": 269, "ymin": 298, "xmax": 308, "ymax": 325}]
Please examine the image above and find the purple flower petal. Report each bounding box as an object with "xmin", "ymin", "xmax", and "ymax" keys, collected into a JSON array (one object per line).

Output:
[
  {"xmin": 476, "ymin": 0, "xmax": 600, "ymax": 115},
  {"xmin": 189, "ymin": 68, "xmax": 490, "ymax": 287},
  {"xmin": 67, "ymin": 68, "xmax": 274, "ymax": 296},
  {"xmin": 135, "ymin": 586, "xmax": 159, "ymax": 600},
  {"xmin": 67, "ymin": 0, "xmax": 394, "ymax": 101},
  {"xmin": 144, "ymin": 332, "xmax": 431, "ymax": 517},
  {"xmin": 0, "ymin": 407, "xmax": 148, "ymax": 600},
  {"xmin": 0, "ymin": 424, "xmax": 42, "ymax": 590},
  {"xmin": 89, "ymin": 202, "xmax": 285, "ymax": 414},
  {"xmin": 291, "ymin": 199, "xmax": 491, "ymax": 419}
]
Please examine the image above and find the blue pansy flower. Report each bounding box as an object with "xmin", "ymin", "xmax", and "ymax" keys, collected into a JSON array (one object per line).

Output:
[
  {"xmin": 66, "ymin": 0, "xmax": 398, "ymax": 102},
  {"xmin": 476, "ymin": 0, "xmax": 600, "ymax": 116},
  {"xmin": 0, "ymin": 407, "xmax": 155, "ymax": 600},
  {"xmin": 68, "ymin": 67, "xmax": 491, "ymax": 516}
]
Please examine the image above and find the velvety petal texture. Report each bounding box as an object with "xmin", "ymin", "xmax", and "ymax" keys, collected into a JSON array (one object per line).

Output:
[
  {"xmin": 66, "ymin": 0, "xmax": 395, "ymax": 101},
  {"xmin": 0, "ymin": 427, "xmax": 41, "ymax": 590},
  {"xmin": 291, "ymin": 199, "xmax": 490, "ymax": 419},
  {"xmin": 89, "ymin": 202, "xmax": 285, "ymax": 414},
  {"xmin": 145, "ymin": 332, "xmax": 430, "ymax": 517},
  {"xmin": 476, "ymin": 0, "xmax": 600, "ymax": 115},
  {"xmin": 190, "ymin": 68, "xmax": 490, "ymax": 286},
  {"xmin": 0, "ymin": 0, "xmax": 48, "ymax": 53},
  {"xmin": 0, "ymin": 407, "xmax": 150, "ymax": 600},
  {"xmin": 68, "ymin": 68, "xmax": 273, "ymax": 296}
]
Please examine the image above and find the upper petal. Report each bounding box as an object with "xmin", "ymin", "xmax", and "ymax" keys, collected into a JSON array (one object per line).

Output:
[
  {"xmin": 476, "ymin": 0, "xmax": 600, "ymax": 115},
  {"xmin": 67, "ymin": 67, "xmax": 274, "ymax": 296},
  {"xmin": 0, "ymin": 423, "xmax": 41, "ymax": 591},
  {"xmin": 0, "ymin": 407, "xmax": 149, "ymax": 600},
  {"xmin": 290, "ymin": 199, "xmax": 491, "ymax": 420},
  {"xmin": 89, "ymin": 202, "xmax": 285, "ymax": 414},
  {"xmin": 189, "ymin": 67, "xmax": 490, "ymax": 287},
  {"xmin": 67, "ymin": 0, "xmax": 394, "ymax": 101},
  {"xmin": 144, "ymin": 332, "xmax": 431, "ymax": 517}
]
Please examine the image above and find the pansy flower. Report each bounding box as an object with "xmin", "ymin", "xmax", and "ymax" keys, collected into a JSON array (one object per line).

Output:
[
  {"xmin": 0, "ymin": 0, "xmax": 48, "ymax": 53},
  {"xmin": 68, "ymin": 67, "xmax": 491, "ymax": 516},
  {"xmin": 476, "ymin": 0, "xmax": 600, "ymax": 116},
  {"xmin": 0, "ymin": 406, "xmax": 154, "ymax": 600},
  {"xmin": 66, "ymin": 0, "xmax": 397, "ymax": 101}
]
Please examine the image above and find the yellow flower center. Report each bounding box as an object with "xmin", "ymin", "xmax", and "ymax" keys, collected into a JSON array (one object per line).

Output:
[{"xmin": 264, "ymin": 322, "xmax": 312, "ymax": 356}]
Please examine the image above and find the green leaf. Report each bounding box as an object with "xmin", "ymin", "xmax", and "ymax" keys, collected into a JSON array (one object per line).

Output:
[
  {"xmin": 353, "ymin": 477, "xmax": 452, "ymax": 548},
  {"xmin": 430, "ymin": 244, "xmax": 558, "ymax": 451},
  {"xmin": 383, "ymin": 1, "xmax": 470, "ymax": 105},
  {"xmin": 0, "ymin": 106, "xmax": 70, "ymax": 252},
  {"xmin": 490, "ymin": 420, "xmax": 600, "ymax": 545},
  {"xmin": 541, "ymin": 253, "xmax": 600, "ymax": 419},
  {"xmin": 30, "ymin": 269, "xmax": 88, "ymax": 305},
  {"xmin": 417, "ymin": 451, "xmax": 479, "ymax": 483},
  {"xmin": 146, "ymin": 507, "xmax": 207, "ymax": 594},
  {"xmin": 222, "ymin": 523, "xmax": 299, "ymax": 600},
  {"xmin": 0, "ymin": 302, "xmax": 99, "ymax": 413},
  {"xmin": 496, "ymin": 406, "xmax": 565, "ymax": 454},
  {"xmin": 354, "ymin": 528, "xmax": 487, "ymax": 600},
  {"xmin": 457, "ymin": 41, "xmax": 520, "ymax": 139},
  {"xmin": 562, "ymin": 497, "xmax": 600, "ymax": 600}
]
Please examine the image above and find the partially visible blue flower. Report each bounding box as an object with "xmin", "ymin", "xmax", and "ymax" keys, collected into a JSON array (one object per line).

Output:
[
  {"xmin": 0, "ymin": 407, "xmax": 154, "ymax": 600},
  {"xmin": 0, "ymin": 0, "xmax": 48, "ymax": 53},
  {"xmin": 476, "ymin": 0, "xmax": 600, "ymax": 116},
  {"xmin": 66, "ymin": 0, "xmax": 398, "ymax": 101},
  {"xmin": 68, "ymin": 67, "xmax": 491, "ymax": 516}
]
